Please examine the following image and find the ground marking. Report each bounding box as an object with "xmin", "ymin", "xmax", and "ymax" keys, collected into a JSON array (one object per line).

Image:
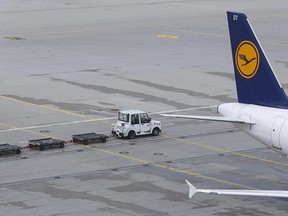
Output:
[
  {"xmin": 1, "ymin": 96, "xmax": 288, "ymax": 172},
  {"xmin": 0, "ymin": 119, "xmax": 255, "ymax": 190}
]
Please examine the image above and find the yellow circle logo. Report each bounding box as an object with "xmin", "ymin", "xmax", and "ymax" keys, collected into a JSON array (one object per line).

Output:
[{"xmin": 235, "ymin": 40, "xmax": 260, "ymax": 79}]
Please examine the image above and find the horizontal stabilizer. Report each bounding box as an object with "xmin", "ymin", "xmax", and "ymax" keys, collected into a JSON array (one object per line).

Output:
[
  {"xmin": 160, "ymin": 114, "xmax": 255, "ymax": 125},
  {"xmin": 185, "ymin": 180, "xmax": 288, "ymax": 198}
]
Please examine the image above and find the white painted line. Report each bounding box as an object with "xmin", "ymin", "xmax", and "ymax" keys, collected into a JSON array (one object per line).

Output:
[
  {"xmin": 18, "ymin": 141, "xmax": 28, "ymax": 144},
  {"xmin": 152, "ymin": 105, "xmax": 218, "ymax": 115},
  {"xmin": 0, "ymin": 118, "xmax": 113, "ymax": 133}
]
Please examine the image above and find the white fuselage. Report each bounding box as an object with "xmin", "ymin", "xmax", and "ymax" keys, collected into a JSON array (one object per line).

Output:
[{"xmin": 218, "ymin": 103, "xmax": 288, "ymax": 155}]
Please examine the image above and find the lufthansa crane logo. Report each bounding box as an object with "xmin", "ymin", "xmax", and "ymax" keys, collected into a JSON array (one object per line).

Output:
[{"xmin": 235, "ymin": 40, "xmax": 260, "ymax": 79}]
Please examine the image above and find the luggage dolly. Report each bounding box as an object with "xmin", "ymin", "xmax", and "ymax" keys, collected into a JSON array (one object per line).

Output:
[
  {"xmin": 0, "ymin": 143, "xmax": 21, "ymax": 156},
  {"xmin": 28, "ymin": 138, "xmax": 65, "ymax": 151},
  {"xmin": 72, "ymin": 133, "xmax": 109, "ymax": 145}
]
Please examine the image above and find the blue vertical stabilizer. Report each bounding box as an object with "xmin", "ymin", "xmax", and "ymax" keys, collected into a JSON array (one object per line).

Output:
[{"xmin": 227, "ymin": 11, "xmax": 288, "ymax": 108}]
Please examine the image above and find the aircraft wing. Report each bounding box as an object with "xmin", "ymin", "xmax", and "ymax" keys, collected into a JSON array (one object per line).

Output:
[
  {"xmin": 160, "ymin": 114, "xmax": 255, "ymax": 125},
  {"xmin": 185, "ymin": 180, "xmax": 288, "ymax": 198}
]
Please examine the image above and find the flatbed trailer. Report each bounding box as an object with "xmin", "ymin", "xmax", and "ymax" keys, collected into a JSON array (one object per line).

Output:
[
  {"xmin": 0, "ymin": 143, "xmax": 21, "ymax": 155},
  {"xmin": 72, "ymin": 133, "xmax": 109, "ymax": 145},
  {"xmin": 28, "ymin": 138, "xmax": 65, "ymax": 151}
]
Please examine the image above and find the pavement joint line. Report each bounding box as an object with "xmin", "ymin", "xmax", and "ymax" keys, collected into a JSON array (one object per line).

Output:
[{"xmin": 0, "ymin": 120, "xmax": 255, "ymax": 190}]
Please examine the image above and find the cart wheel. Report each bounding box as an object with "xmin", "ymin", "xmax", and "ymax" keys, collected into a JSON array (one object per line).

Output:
[
  {"xmin": 59, "ymin": 143, "xmax": 65, "ymax": 148},
  {"xmin": 40, "ymin": 146, "xmax": 45, "ymax": 151},
  {"xmin": 101, "ymin": 138, "xmax": 107, "ymax": 143},
  {"xmin": 15, "ymin": 149, "xmax": 21, "ymax": 154}
]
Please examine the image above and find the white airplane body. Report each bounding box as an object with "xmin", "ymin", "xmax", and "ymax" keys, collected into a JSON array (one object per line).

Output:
[
  {"xmin": 219, "ymin": 103, "xmax": 288, "ymax": 153},
  {"xmin": 162, "ymin": 11, "xmax": 288, "ymax": 198}
]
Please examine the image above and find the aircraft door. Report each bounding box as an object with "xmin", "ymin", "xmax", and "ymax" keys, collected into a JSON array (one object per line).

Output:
[{"xmin": 271, "ymin": 117, "xmax": 286, "ymax": 150}]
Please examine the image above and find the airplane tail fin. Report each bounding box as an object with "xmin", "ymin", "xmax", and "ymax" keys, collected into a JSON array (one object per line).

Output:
[{"xmin": 227, "ymin": 11, "xmax": 288, "ymax": 108}]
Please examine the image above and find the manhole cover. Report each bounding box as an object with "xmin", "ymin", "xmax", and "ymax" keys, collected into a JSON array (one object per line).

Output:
[{"xmin": 119, "ymin": 151, "xmax": 129, "ymax": 155}]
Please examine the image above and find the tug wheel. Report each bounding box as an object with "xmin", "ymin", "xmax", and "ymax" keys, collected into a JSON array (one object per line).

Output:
[{"xmin": 128, "ymin": 131, "xmax": 136, "ymax": 139}]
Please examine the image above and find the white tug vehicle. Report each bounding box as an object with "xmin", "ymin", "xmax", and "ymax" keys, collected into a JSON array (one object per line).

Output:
[{"xmin": 112, "ymin": 110, "xmax": 161, "ymax": 139}]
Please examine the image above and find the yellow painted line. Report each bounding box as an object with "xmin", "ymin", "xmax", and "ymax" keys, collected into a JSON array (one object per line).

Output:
[
  {"xmin": 167, "ymin": 135, "xmax": 228, "ymax": 152},
  {"xmin": 0, "ymin": 122, "xmax": 63, "ymax": 141},
  {"xmin": 78, "ymin": 144, "xmax": 256, "ymax": 190},
  {"xmin": 190, "ymin": 32, "xmax": 288, "ymax": 47},
  {"xmin": 153, "ymin": 164, "xmax": 256, "ymax": 190},
  {"xmin": 157, "ymin": 34, "xmax": 178, "ymax": 39},
  {"xmin": 37, "ymin": 104, "xmax": 112, "ymax": 124},
  {"xmin": 274, "ymin": 167, "xmax": 288, "ymax": 173},
  {"xmin": 0, "ymin": 120, "xmax": 255, "ymax": 190},
  {"xmin": 0, "ymin": 95, "xmax": 112, "ymax": 124},
  {"xmin": 190, "ymin": 31, "xmax": 226, "ymax": 38},
  {"xmin": 172, "ymin": 29, "xmax": 288, "ymax": 47},
  {"xmin": 166, "ymin": 135, "xmax": 288, "ymax": 167}
]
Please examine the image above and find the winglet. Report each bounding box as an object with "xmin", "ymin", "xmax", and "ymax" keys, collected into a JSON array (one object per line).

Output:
[{"xmin": 185, "ymin": 180, "xmax": 198, "ymax": 198}]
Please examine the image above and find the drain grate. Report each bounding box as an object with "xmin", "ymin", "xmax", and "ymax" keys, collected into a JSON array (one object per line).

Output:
[{"xmin": 153, "ymin": 153, "xmax": 163, "ymax": 156}]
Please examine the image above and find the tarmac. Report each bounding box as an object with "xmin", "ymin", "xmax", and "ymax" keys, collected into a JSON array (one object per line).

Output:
[{"xmin": 1, "ymin": 0, "xmax": 288, "ymax": 215}]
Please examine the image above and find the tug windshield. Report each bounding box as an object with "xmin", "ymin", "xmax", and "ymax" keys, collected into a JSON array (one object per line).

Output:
[{"xmin": 118, "ymin": 112, "xmax": 129, "ymax": 122}]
